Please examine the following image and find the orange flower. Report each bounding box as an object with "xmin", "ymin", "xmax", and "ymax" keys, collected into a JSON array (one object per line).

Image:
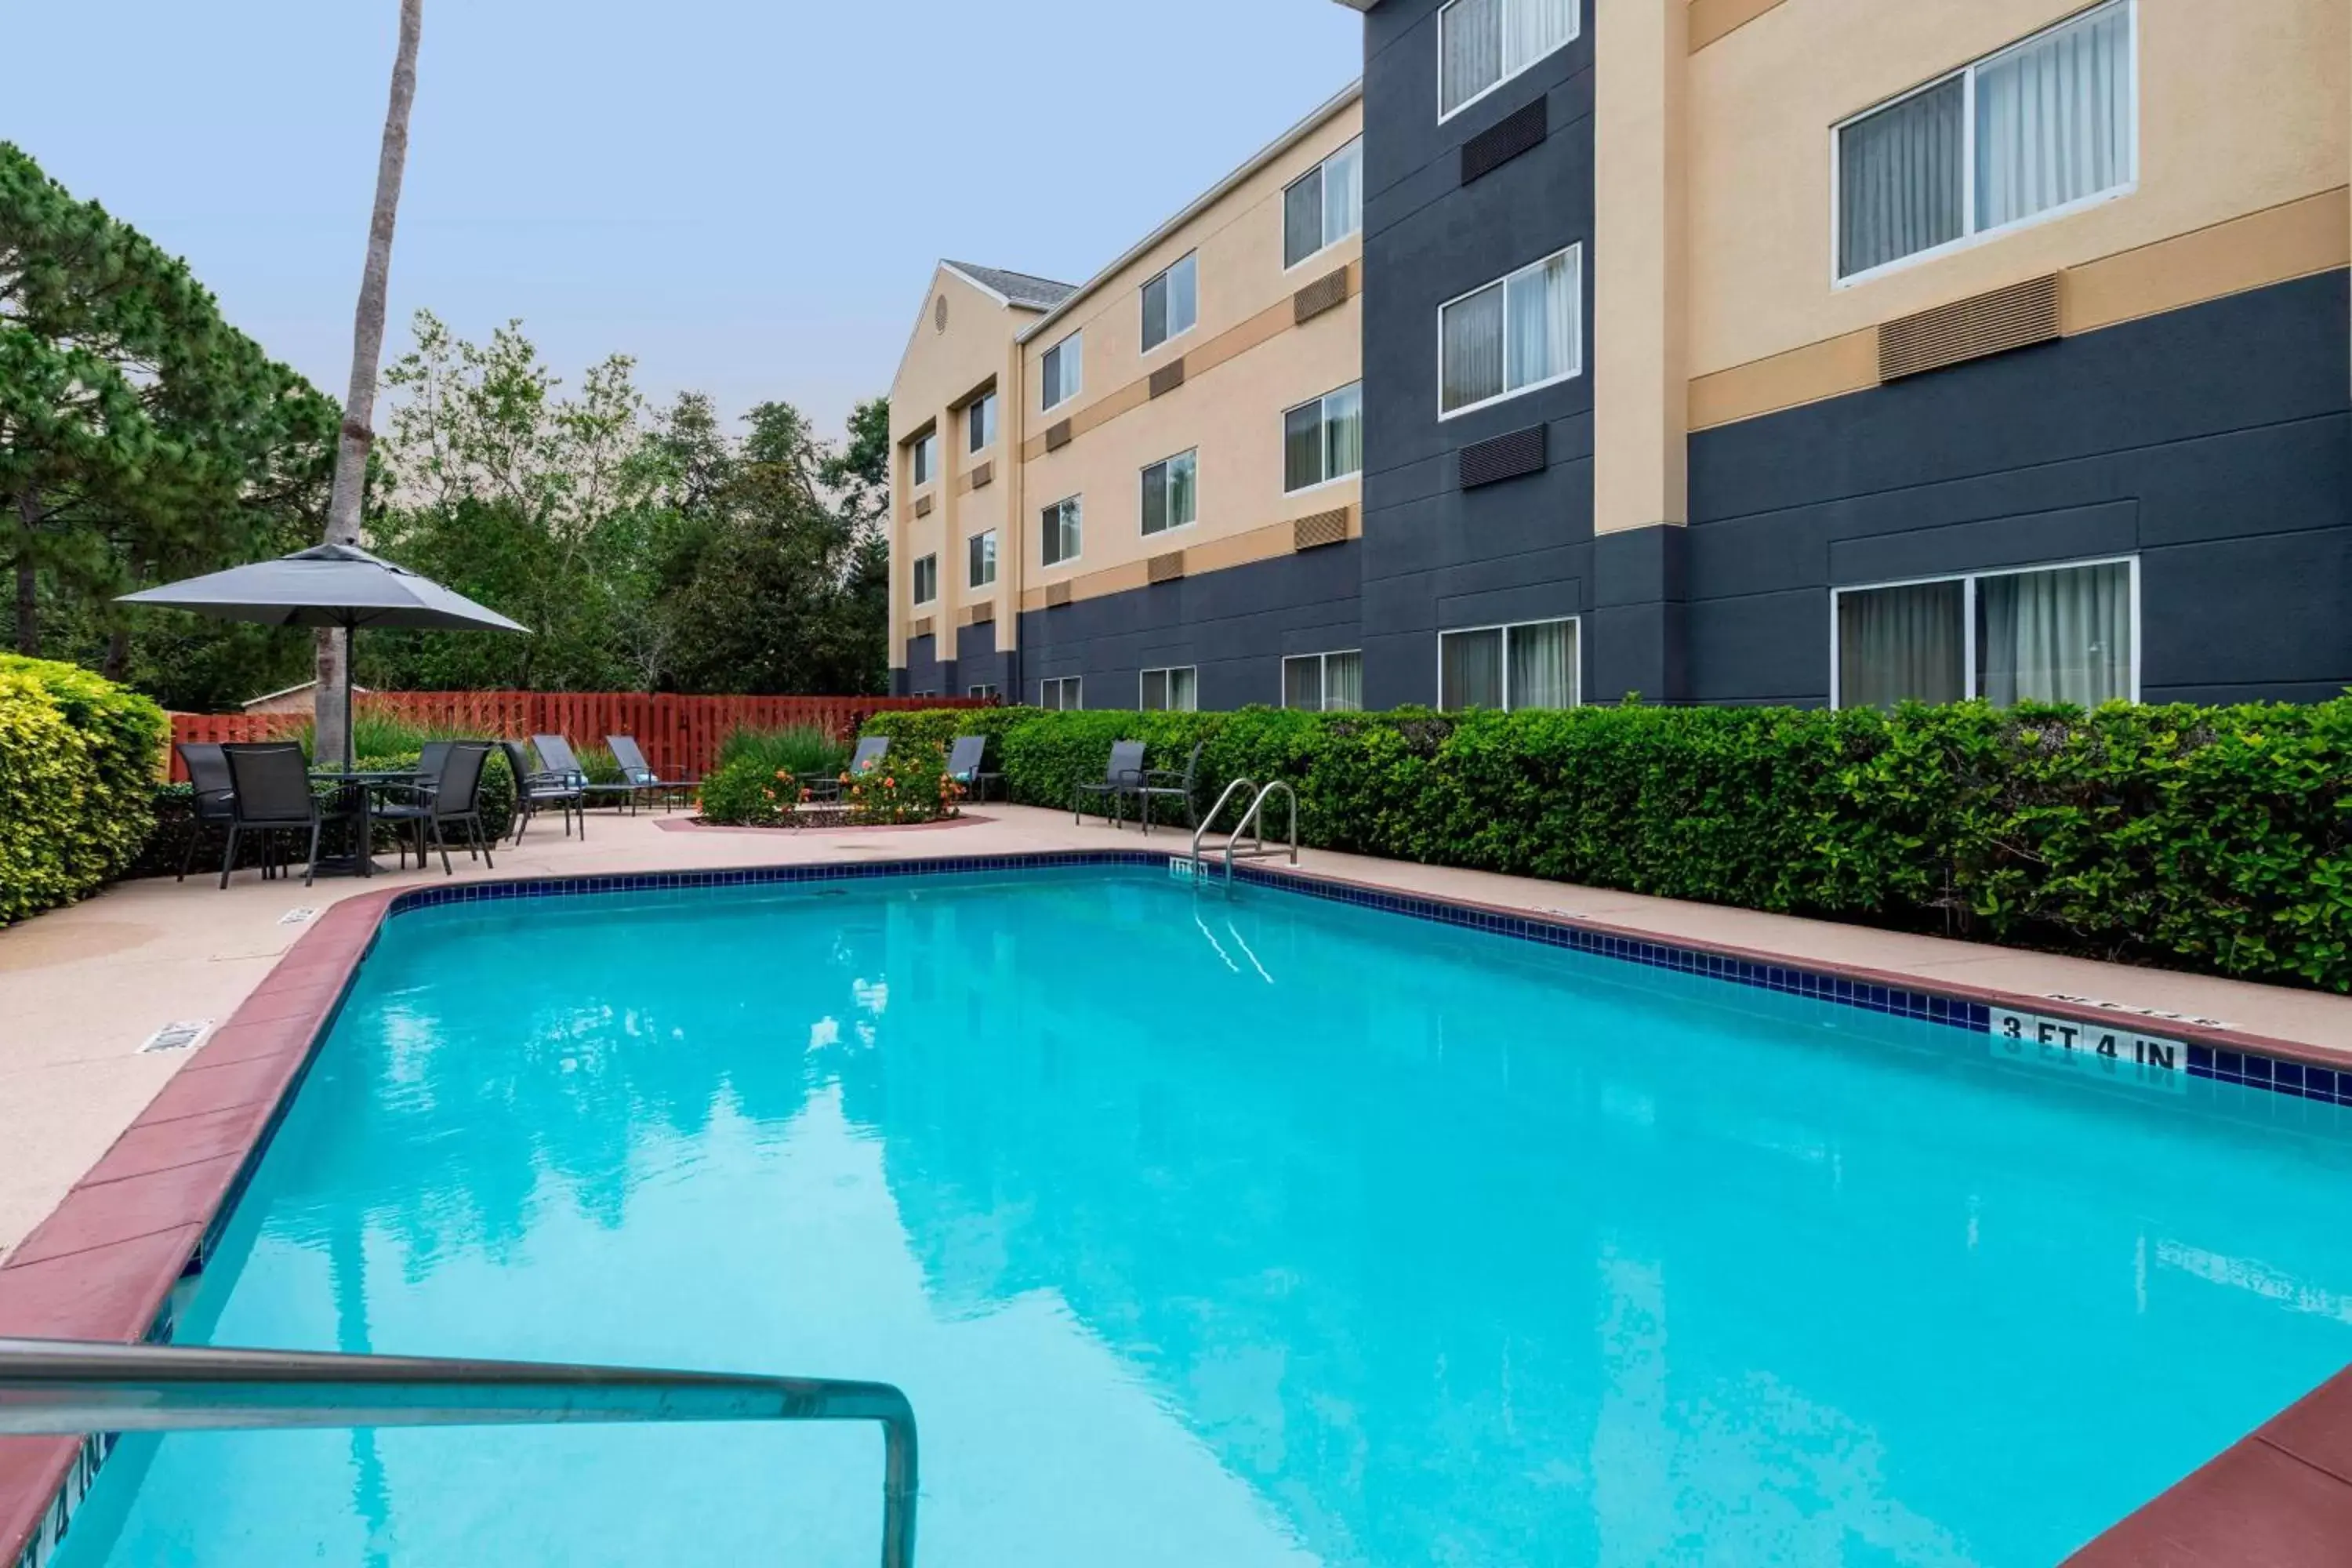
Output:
[
  {"xmin": 884, "ymin": 776, "xmax": 896, "ymax": 789},
  {"xmin": 800, "ymin": 787, "xmax": 813, "ymax": 803}
]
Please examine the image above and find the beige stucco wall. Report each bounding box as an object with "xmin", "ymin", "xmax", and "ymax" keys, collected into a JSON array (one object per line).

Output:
[
  {"xmin": 1015, "ymin": 99, "xmax": 1365, "ymax": 593},
  {"xmin": 1687, "ymin": 0, "xmax": 2350, "ymax": 383}
]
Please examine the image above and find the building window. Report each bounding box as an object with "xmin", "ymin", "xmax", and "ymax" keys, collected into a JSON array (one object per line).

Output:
[
  {"xmin": 1041, "ymin": 496, "xmax": 1082, "ymax": 567},
  {"xmin": 1284, "ymin": 137, "xmax": 1364, "ymax": 269},
  {"xmin": 967, "ymin": 391, "xmax": 997, "ymax": 453},
  {"xmin": 1440, "ymin": 245, "xmax": 1581, "ymax": 417},
  {"xmin": 910, "ymin": 429, "xmax": 938, "ymax": 487},
  {"xmin": 1439, "ymin": 618, "xmax": 1577, "ymax": 710},
  {"xmin": 1141, "ymin": 666, "xmax": 1199, "ymax": 712},
  {"xmin": 968, "ymin": 683, "xmax": 1000, "ymax": 700},
  {"xmin": 1283, "ymin": 383, "xmax": 1363, "ymax": 493},
  {"xmin": 911, "ymin": 554, "xmax": 938, "ymax": 604},
  {"xmin": 1833, "ymin": 557, "xmax": 2136, "ymax": 710},
  {"xmin": 1042, "ymin": 332, "xmax": 1083, "ymax": 411},
  {"xmin": 1141, "ymin": 450, "xmax": 1199, "ymax": 536},
  {"xmin": 1142, "ymin": 253, "xmax": 1198, "ymax": 352},
  {"xmin": 1282, "ymin": 651, "xmax": 1363, "ymax": 712},
  {"xmin": 1836, "ymin": 1, "xmax": 2133, "ymax": 282},
  {"xmin": 1040, "ymin": 675, "xmax": 1083, "ymax": 710},
  {"xmin": 1439, "ymin": 0, "xmax": 1580, "ymax": 121},
  {"xmin": 967, "ymin": 529, "xmax": 997, "ymax": 589}
]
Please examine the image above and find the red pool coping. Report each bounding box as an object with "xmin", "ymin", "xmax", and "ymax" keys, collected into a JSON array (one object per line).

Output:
[
  {"xmin": 3, "ymin": 851, "xmax": 2347, "ymax": 1565},
  {"xmin": 651, "ymin": 811, "xmax": 993, "ymax": 836}
]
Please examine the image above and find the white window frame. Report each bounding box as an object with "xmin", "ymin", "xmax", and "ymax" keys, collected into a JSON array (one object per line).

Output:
[
  {"xmin": 909, "ymin": 429, "xmax": 938, "ymax": 488},
  {"xmin": 1040, "ymin": 495, "xmax": 1082, "ymax": 568},
  {"xmin": 1283, "ymin": 136, "xmax": 1366, "ymax": 274},
  {"xmin": 1828, "ymin": 554, "xmax": 2141, "ymax": 710},
  {"xmin": 1140, "ymin": 448, "xmax": 1200, "ymax": 538},
  {"xmin": 1041, "ymin": 331, "xmax": 1083, "ymax": 412},
  {"xmin": 1279, "ymin": 649, "xmax": 1363, "ymax": 711},
  {"xmin": 1436, "ymin": 616, "xmax": 1582, "ymax": 711},
  {"xmin": 1829, "ymin": 0, "xmax": 2138, "ymax": 289},
  {"xmin": 1282, "ymin": 383, "xmax": 1364, "ymax": 496},
  {"xmin": 1140, "ymin": 666, "xmax": 1199, "ymax": 713},
  {"xmin": 967, "ymin": 529, "xmax": 997, "ymax": 590},
  {"xmin": 967, "ymin": 390, "xmax": 997, "ymax": 454},
  {"xmin": 911, "ymin": 553, "xmax": 938, "ymax": 605},
  {"xmin": 1141, "ymin": 252, "xmax": 1199, "ymax": 354},
  {"xmin": 1436, "ymin": 243, "xmax": 1583, "ymax": 421},
  {"xmin": 967, "ymin": 683, "xmax": 1000, "ymax": 700},
  {"xmin": 1438, "ymin": 0, "xmax": 1583, "ymax": 125},
  {"xmin": 1040, "ymin": 675, "xmax": 1083, "ymax": 710}
]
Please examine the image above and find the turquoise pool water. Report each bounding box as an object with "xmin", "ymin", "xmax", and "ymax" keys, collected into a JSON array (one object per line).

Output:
[{"xmin": 58, "ymin": 866, "xmax": 2352, "ymax": 1566}]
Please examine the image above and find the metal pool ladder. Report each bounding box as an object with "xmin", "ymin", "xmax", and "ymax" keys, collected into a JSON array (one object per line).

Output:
[
  {"xmin": 1187, "ymin": 779, "xmax": 1298, "ymax": 891},
  {"xmin": 0, "ymin": 1337, "xmax": 919, "ymax": 1567}
]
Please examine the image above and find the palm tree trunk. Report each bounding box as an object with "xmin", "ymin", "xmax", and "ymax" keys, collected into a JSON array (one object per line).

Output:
[{"xmin": 315, "ymin": 0, "xmax": 422, "ymax": 770}]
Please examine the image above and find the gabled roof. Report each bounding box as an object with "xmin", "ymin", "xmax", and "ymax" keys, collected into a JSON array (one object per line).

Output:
[{"xmin": 941, "ymin": 261, "xmax": 1079, "ymax": 313}]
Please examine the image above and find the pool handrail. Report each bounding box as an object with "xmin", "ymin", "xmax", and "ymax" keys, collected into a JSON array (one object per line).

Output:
[
  {"xmin": 1191, "ymin": 777, "xmax": 1259, "ymax": 877},
  {"xmin": 1223, "ymin": 782, "xmax": 1299, "ymax": 887},
  {"xmin": 0, "ymin": 1336, "xmax": 918, "ymax": 1568}
]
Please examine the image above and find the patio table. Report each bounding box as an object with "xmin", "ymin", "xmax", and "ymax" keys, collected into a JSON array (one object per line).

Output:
[{"xmin": 307, "ymin": 768, "xmax": 423, "ymax": 878}]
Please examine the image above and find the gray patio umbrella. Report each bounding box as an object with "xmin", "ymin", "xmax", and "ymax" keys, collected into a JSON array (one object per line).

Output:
[{"xmin": 118, "ymin": 543, "xmax": 529, "ymax": 770}]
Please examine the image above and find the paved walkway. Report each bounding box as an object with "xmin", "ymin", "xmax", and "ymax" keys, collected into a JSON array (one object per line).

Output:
[{"xmin": 4, "ymin": 802, "xmax": 2348, "ymax": 1262}]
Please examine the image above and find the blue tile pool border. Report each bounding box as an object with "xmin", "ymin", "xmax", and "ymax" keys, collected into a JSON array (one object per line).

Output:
[{"xmin": 376, "ymin": 848, "xmax": 2352, "ymax": 1114}]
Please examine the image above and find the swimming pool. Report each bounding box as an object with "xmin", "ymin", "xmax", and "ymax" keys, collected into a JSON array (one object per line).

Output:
[{"xmin": 53, "ymin": 862, "xmax": 2352, "ymax": 1566}]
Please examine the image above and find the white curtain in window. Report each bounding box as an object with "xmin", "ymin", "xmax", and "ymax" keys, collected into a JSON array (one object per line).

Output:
[
  {"xmin": 1508, "ymin": 0, "xmax": 1577, "ymax": 78},
  {"xmin": 1283, "ymin": 656, "xmax": 1323, "ymax": 711},
  {"xmin": 1323, "ymin": 140, "xmax": 1363, "ymax": 248},
  {"xmin": 1326, "ymin": 652, "xmax": 1363, "ymax": 712},
  {"xmin": 1171, "ymin": 668, "xmax": 1199, "ymax": 712},
  {"xmin": 1976, "ymin": 3, "xmax": 2132, "ymax": 231},
  {"xmin": 1167, "ymin": 452, "xmax": 1196, "ymax": 528},
  {"xmin": 1442, "ymin": 0, "xmax": 1504, "ymax": 116},
  {"xmin": 1838, "ymin": 580, "xmax": 1965, "ymax": 709},
  {"xmin": 1442, "ymin": 284, "xmax": 1506, "ymax": 412},
  {"xmin": 1839, "ymin": 75, "xmax": 1965, "ymax": 277},
  {"xmin": 1978, "ymin": 561, "xmax": 2131, "ymax": 706},
  {"xmin": 1442, "ymin": 629, "xmax": 1504, "ymax": 710},
  {"xmin": 1507, "ymin": 252, "xmax": 1573, "ymax": 390},
  {"xmin": 1507, "ymin": 619, "xmax": 1573, "ymax": 709},
  {"xmin": 1324, "ymin": 385, "xmax": 1363, "ymax": 479}
]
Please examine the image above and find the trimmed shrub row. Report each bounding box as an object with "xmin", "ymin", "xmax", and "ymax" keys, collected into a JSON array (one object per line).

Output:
[
  {"xmin": 0, "ymin": 655, "xmax": 169, "ymax": 923},
  {"xmin": 864, "ymin": 700, "xmax": 2352, "ymax": 993}
]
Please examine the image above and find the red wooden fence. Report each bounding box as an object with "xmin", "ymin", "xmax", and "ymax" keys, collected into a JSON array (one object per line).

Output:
[{"xmin": 165, "ymin": 692, "xmax": 992, "ymax": 782}]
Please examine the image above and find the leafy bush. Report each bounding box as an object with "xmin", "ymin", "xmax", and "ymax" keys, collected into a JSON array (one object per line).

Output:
[
  {"xmin": 695, "ymin": 754, "xmax": 799, "ymax": 827},
  {"xmin": 717, "ymin": 723, "xmax": 850, "ymax": 782},
  {"xmin": 865, "ymin": 699, "xmax": 2352, "ymax": 991},
  {"xmin": 0, "ymin": 655, "xmax": 169, "ymax": 922},
  {"xmin": 844, "ymin": 741, "xmax": 956, "ymax": 826}
]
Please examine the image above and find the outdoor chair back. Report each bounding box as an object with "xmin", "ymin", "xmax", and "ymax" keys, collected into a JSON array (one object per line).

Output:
[
  {"xmin": 416, "ymin": 740, "xmax": 455, "ymax": 787},
  {"xmin": 1134, "ymin": 741, "xmax": 1206, "ymax": 833},
  {"xmin": 1102, "ymin": 740, "xmax": 1145, "ymax": 788},
  {"xmin": 945, "ymin": 735, "xmax": 984, "ymax": 782},
  {"xmin": 606, "ymin": 735, "xmax": 660, "ymax": 786},
  {"xmin": 179, "ymin": 743, "xmax": 236, "ymax": 822},
  {"xmin": 532, "ymin": 734, "xmax": 587, "ymax": 781},
  {"xmin": 223, "ymin": 742, "xmax": 318, "ymax": 826},
  {"xmin": 433, "ymin": 742, "xmax": 492, "ymax": 821},
  {"xmin": 850, "ymin": 736, "xmax": 890, "ymax": 775}
]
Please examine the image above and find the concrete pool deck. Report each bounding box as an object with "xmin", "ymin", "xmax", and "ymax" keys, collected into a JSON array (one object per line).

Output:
[{"xmin": 3, "ymin": 802, "xmax": 2350, "ymax": 1563}]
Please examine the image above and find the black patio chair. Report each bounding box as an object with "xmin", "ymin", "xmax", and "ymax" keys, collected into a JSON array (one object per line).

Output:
[
  {"xmin": 535, "ymin": 733, "xmax": 634, "ymax": 815},
  {"xmin": 175, "ymin": 742, "xmax": 238, "ymax": 882},
  {"xmin": 945, "ymin": 735, "xmax": 1000, "ymax": 804},
  {"xmin": 1073, "ymin": 740, "xmax": 1147, "ymax": 829},
  {"xmin": 606, "ymin": 735, "xmax": 693, "ymax": 813},
  {"xmin": 501, "ymin": 739, "xmax": 585, "ymax": 845},
  {"xmin": 1134, "ymin": 741, "xmax": 1205, "ymax": 835},
  {"xmin": 218, "ymin": 742, "xmax": 353, "ymax": 889},
  {"xmin": 376, "ymin": 742, "xmax": 497, "ymax": 875}
]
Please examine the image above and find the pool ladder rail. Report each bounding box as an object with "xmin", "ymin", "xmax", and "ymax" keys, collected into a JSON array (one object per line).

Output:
[
  {"xmin": 1189, "ymin": 779, "xmax": 1299, "ymax": 890},
  {"xmin": 0, "ymin": 1337, "xmax": 919, "ymax": 1568}
]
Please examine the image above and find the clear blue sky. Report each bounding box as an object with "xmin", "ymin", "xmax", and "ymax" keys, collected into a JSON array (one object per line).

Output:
[{"xmin": 8, "ymin": 0, "xmax": 1362, "ymax": 443}]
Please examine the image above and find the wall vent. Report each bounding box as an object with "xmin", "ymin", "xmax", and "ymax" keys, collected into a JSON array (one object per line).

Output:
[
  {"xmin": 1292, "ymin": 507, "xmax": 1350, "ymax": 551},
  {"xmin": 909, "ymin": 616, "xmax": 933, "ymax": 640},
  {"xmin": 1044, "ymin": 582, "xmax": 1073, "ymax": 608},
  {"xmin": 1147, "ymin": 550, "xmax": 1185, "ymax": 584},
  {"xmin": 1294, "ymin": 267, "xmax": 1351, "ymax": 326},
  {"xmin": 1878, "ymin": 274, "xmax": 2061, "ymax": 381},
  {"xmin": 968, "ymin": 601, "xmax": 994, "ymax": 625},
  {"xmin": 1460, "ymin": 425, "xmax": 1548, "ymax": 488},
  {"xmin": 1149, "ymin": 358, "xmax": 1186, "ymax": 398},
  {"xmin": 969, "ymin": 460, "xmax": 993, "ymax": 489},
  {"xmin": 1044, "ymin": 419, "xmax": 1073, "ymax": 452},
  {"xmin": 913, "ymin": 494, "xmax": 933, "ymax": 518},
  {"xmin": 1461, "ymin": 96, "xmax": 1548, "ymax": 184}
]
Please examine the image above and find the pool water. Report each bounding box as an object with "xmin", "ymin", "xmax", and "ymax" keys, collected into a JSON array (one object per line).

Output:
[{"xmin": 57, "ymin": 866, "xmax": 2352, "ymax": 1566}]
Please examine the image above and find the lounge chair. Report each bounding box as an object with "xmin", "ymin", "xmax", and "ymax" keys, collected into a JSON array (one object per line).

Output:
[
  {"xmin": 606, "ymin": 735, "xmax": 693, "ymax": 813},
  {"xmin": 176, "ymin": 742, "xmax": 237, "ymax": 882},
  {"xmin": 945, "ymin": 735, "xmax": 1000, "ymax": 804},
  {"xmin": 376, "ymin": 741, "xmax": 497, "ymax": 874},
  {"xmin": 1073, "ymin": 740, "xmax": 1147, "ymax": 829},
  {"xmin": 501, "ymin": 739, "xmax": 585, "ymax": 845},
  {"xmin": 218, "ymin": 742, "xmax": 355, "ymax": 889},
  {"xmin": 1133, "ymin": 741, "xmax": 1205, "ymax": 835},
  {"xmin": 813, "ymin": 736, "xmax": 890, "ymax": 804},
  {"xmin": 533, "ymin": 734, "xmax": 633, "ymax": 815}
]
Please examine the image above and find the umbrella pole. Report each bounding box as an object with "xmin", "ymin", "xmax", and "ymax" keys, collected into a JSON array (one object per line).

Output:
[{"xmin": 343, "ymin": 615, "xmax": 357, "ymax": 774}]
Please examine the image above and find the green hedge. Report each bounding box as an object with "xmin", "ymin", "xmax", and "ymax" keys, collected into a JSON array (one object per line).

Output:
[
  {"xmin": 866, "ymin": 699, "xmax": 2352, "ymax": 991},
  {"xmin": 0, "ymin": 655, "xmax": 169, "ymax": 923}
]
